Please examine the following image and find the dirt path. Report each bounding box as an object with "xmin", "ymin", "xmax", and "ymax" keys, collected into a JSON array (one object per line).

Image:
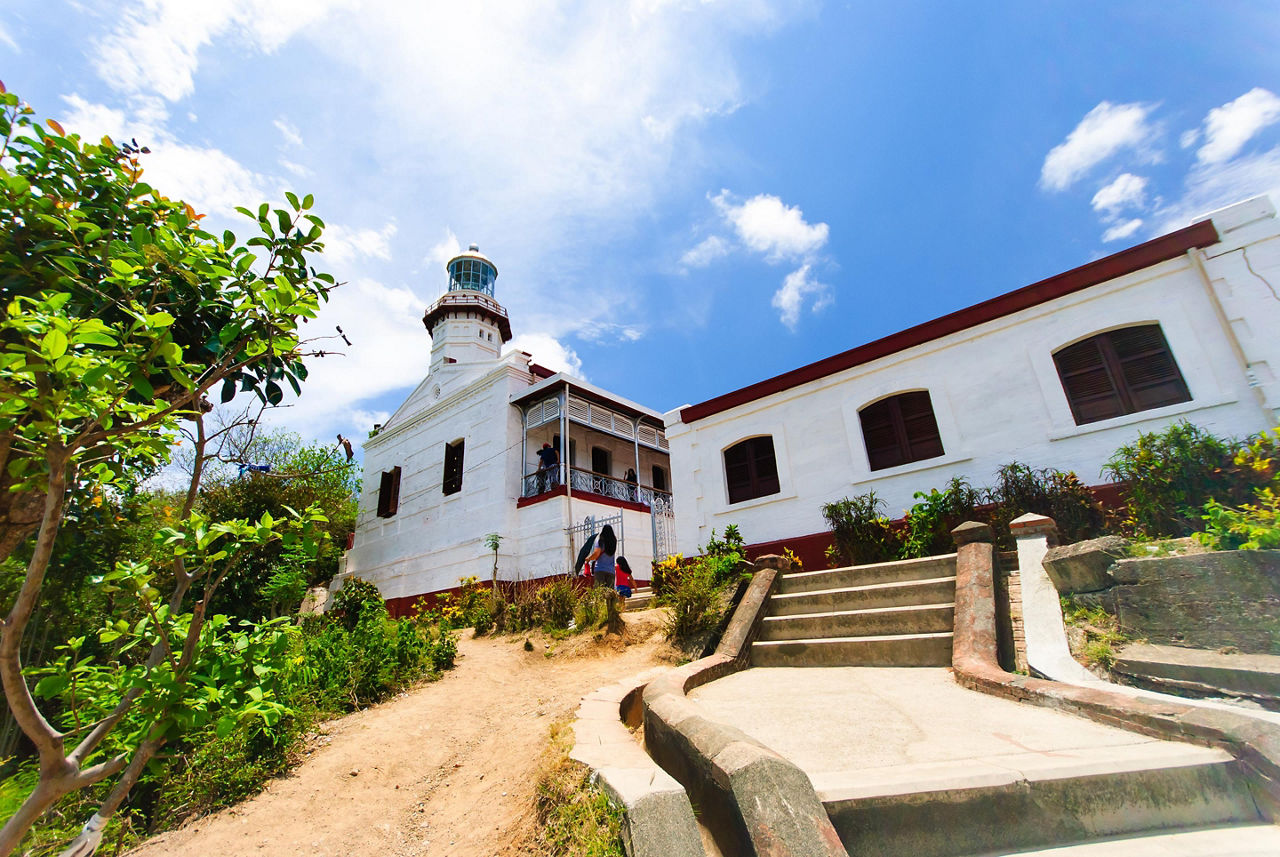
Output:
[{"xmin": 128, "ymin": 611, "xmax": 679, "ymax": 857}]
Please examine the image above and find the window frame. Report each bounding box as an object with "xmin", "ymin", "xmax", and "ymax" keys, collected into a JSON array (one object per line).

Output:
[
  {"xmin": 723, "ymin": 436, "xmax": 780, "ymax": 505},
  {"xmin": 1052, "ymin": 324, "xmax": 1191, "ymax": 426},
  {"xmin": 442, "ymin": 439, "xmax": 465, "ymax": 495},
  {"xmin": 858, "ymin": 391, "xmax": 945, "ymax": 472},
  {"xmin": 376, "ymin": 466, "xmax": 402, "ymax": 518}
]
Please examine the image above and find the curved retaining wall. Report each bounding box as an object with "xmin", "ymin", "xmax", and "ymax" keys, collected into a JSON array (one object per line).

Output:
[
  {"xmin": 641, "ymin": 559, "xmax": 850, "ymax": 857},
  {"xmin": 949, "ymin": 520, "xmax": 1280, "ymax": 816}
]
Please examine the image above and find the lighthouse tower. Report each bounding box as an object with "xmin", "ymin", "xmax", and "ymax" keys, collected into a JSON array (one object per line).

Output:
[{"xmin": 422, "ymin": 244, "xmax": 513, "ymax": 374}]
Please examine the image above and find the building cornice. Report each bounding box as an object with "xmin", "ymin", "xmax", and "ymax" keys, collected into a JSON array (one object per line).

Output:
[{"xmin": 678, "ymin": 219, "xmax": 1220, "ymax": 425}]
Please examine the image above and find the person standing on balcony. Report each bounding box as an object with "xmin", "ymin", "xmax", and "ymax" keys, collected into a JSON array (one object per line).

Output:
[
  {"xmin": 584, "ymin": 524, "xmax": 617, "ymax": 588},
  {"xmin": 623, "ymin": 467, "xmax": 638, "ymax": 502},
  {"xmin": 536, "ymin": 442, "xmax": 560, "ymax": 493}
]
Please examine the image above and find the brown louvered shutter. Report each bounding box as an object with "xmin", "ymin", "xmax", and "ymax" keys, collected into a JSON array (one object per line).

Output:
[
  {"xmin": 377, "ymin": 466, "xmax": 401, "ymax": 518},
  {"xmin": 859, "ymin": 391, "xmax": 944, "ymax": 471},
  {"xmin": 1054, "ymin": 325, "xmax": 1190, "ymax": 425},
  {"xmin": 724, "ymin": 437, "xmax": 780, "ymax": 504}
]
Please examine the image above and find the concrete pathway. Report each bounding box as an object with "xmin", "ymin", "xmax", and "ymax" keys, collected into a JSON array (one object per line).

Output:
[
  {"xmin": 687, "ymin": 667, "xmax": 1233, "ymax": 801},
  {"xmin": 999, "ymin": 824, "xmax": 1280, "ymax": 855}
]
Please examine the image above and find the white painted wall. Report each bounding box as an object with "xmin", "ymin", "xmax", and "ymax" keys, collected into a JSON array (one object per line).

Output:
[{"xmin": 664, "ymin": 196, "xmax": 1280, "ymax": 555}]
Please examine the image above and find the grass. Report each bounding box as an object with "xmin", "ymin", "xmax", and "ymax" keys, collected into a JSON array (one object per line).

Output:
[
  {"xmin": 1061, "ymin": 596, "xmax": 1131, "ymax": 670},
  {"xmin": 532, "ymin": 720, "xmax": 626, "ymax": 857}
]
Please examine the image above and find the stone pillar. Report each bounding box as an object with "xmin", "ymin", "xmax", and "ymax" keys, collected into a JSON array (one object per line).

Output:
[
  {"xmin": 1011, "ymin": 514, "xmax": 1095, "ymax": 682},
  {"xmin": 951, "ymin": 522, "xmax": 998, "ymax": 670}
]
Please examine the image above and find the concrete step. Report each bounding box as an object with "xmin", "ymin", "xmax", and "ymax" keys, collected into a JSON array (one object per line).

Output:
[
  {"xmin": 759, "ymin": 602, "xmax": 955, "ymax": 641},
  {"xmin": 821, "ymin": 745, "xmax": 1258, "ymax": 857},
  {"xmin": 750, "ymin": 631, "xmax": 953, "ymax": 667},
  {"xmin": 778, "ymin": 554, "xmax": 957, "ymax": 594},
  {"xmin": 768, "ymin": 576, "xmax": 956, "ymax": 616},
  {"xmin": 624, "ymin": 587, "xmax": 654, "ymax": 611},
  {"xmin": 1112, "ymin": 643, "xmax": 1280, "ymax": 709},
  {"xmin": 979, "ymin": 823, "xmax": 1280, "ymax": 856}
]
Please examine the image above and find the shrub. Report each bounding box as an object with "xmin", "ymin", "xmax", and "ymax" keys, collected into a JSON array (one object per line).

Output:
[
  {"xmin": 661, "ymin": 563, "xmax": 722, "ymax": 642},
  {"xmin": 822, "ymin": 492, "xmax": 904, "ymax": 566},
  {"xmin": 536, "ymin": 577, "xmax": 578, "ymax": 630},
  {"xmin": 1102, "ymin": 422, "xmax": 1261, "ymax": 537},
  {"xmin": 987, "ymin": 463, "xmax": 1105, "ymax": 548},
  {"xmin": 574, "ymin": 586, "xmax": 614, "ymax": 632},
  {"xmin": 1196, "ymin": 428, "xmax": 1280, "ymax": 550},
  {"xmin": 651, "ymin": 554, "xmax": 686, "ymax": 596},
  {"xmin": 902, "ymin": 477, "xmax": 980, "ymax": 558},
  {"xmin": 330, "ymin": 577, "xmax": 386, "ymax": 630}
]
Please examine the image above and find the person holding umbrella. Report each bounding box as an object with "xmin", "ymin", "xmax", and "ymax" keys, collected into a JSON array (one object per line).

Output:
[{"xmin": 582, "ymin": 524, "xmax": 618, "ymax": 588}]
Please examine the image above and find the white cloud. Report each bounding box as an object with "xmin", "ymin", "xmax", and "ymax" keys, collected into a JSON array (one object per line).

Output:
[
  {"xmin": 711, "ymin": 190, "xmax": 829, "ymax": 261},
  {"xmin": 279, "ymin": 159, "xmax": 313, "ymax": 178},
  {"xmin": 1040, "ymin": 101, "xmax": 1159, "ymax": 191},
  {"xmin": 92, "ymin": 0, "xmax": 354, "ymax": 102},
  {"xmin": 771, "ymin": 264, "xmax": 831, "ymax": 330},
  {"xmin": 1091, "ymin": 173, "xmax": 1148, "ymax": 215},
  {"xmin": 270, "ymin": 276, "xmax": 431, "ymax": 437},
  {"xmin": 60, "ymin": 93, "xmax": 278, "ymax": 219},
  {"xmin": 577, "ymin": 322, "xmax": 645, "ymax": 344},
  {"xmin": 1101, "ymin": 218, "xmax": 1144, "ymax": 243},
  {"xmin": 505, "ymin": 333, "xmax": 584, "ymax": 378},
  {"xmin": 1196, "ymin": 87, "xmax": 1280, "ymax": 165},
  {"xmin": 1151, "ymin": 145, "xmax": 1280, "ymax": 235},
  {"xmin": 322, "ymin": 221, "xmax": 398, "ymax": 265},
  {"xmin": 0, "ymin": 18, "xmax": 18, "ymax": 52},
  {"xmin": 1180, "ymin": 128, "xmax": 1200, "ymax": 149},
  {"xmin": 273, "ymin": 117, "xmax": 303, "ymax": 147},
  {"xmin": 424, "ymin": 229, "xmax": 462, "ymax": 276},
  {"xmin": 679, "ymin": 235, "xmax": 730, "ymax": 269}
]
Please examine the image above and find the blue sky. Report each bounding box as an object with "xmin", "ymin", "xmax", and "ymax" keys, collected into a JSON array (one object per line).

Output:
[{"xmin": 4, "ymin": 2, "xmax": 1280, "ymax": 451}]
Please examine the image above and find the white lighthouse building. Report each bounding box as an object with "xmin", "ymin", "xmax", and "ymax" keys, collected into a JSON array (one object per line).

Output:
[{"xmin": 338, "ymin": 245, "xmax": 673, "ymax": 614}]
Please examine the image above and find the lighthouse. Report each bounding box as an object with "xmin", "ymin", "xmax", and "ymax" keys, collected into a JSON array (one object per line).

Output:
[{"xmin": 422, "ymin": 244, "xmax": 513, "ymax": 374}]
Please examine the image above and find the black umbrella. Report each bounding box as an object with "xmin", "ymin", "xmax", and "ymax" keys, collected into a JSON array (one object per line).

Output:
[{"xmin": 574, "ymin": 533, "xmax": 597, "ymax": 576}]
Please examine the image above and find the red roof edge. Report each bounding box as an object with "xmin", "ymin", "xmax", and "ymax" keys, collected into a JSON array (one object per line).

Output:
[
  {"xmin": 679, "ymin": 219, "xmax": 1220, "ymax": 424},
  {"xmin": 528, "ymin": 362, "xmax": 556, "ymax": 379}
]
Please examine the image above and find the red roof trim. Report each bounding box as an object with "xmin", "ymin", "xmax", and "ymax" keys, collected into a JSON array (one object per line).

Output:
[
  {"xmin": 528, "ymin": 362, "xmax": 556, "ymax": 379},
  {"xmin": 679, "ymin": 220, "xmax": 1220, "ymax": 424}
]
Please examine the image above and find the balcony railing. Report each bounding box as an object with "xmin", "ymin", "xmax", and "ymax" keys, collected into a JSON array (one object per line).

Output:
[{"xmin": 520, "ymin": 465, "xmax": 672, "ymax": 512}]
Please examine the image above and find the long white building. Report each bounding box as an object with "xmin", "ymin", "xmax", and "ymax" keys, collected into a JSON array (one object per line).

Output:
[
  {"xmin": 663, "ymin": 195, "xmax": 1280, "ymax": 565},
  {"xmin": 339, "ymin": 246, "xmax": 672, "ymax": 614}
]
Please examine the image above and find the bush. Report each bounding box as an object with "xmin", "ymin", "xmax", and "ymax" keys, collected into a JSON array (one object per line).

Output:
[
  {"xmin": 661, "ymin": 563, "xmax": 722, "ymax": 642},
  {"xmin": 987, "ymin": 463, "xmax": 1105, "ymax": 548},
  {"xmin": 902, "ymin": 477, "xmax": 980, "ymax": 558},
  {"xmin": 1196, "ymin": 428, "xmax": 1280, "ymax": 550},
  {"xmin": 537, "ymin": 578, "xmax": 578, "ymax": 630},
  {"xmin": 822, "ymin": 492, "xmax": 903, "ymax": 566},
  {"xmin": 1102, "ymin": 422, "xmax": 1269, "ymax": 537}
]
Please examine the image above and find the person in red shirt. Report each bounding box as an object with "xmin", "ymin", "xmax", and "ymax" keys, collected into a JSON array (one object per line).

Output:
[{"xmin": 614, "ymin": 556, "xmax": 634, "ymax": 598}]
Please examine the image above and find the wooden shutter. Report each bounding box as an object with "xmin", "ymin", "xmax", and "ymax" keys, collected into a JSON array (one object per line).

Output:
[
  {"xmin": 377, "ymin": 466, "xmax": 401, "ymax": 518},
  {"xmin": 724, "ymin": 437, "xmax": 780, "ymax": 504},
  {"xmin": 859, "ymin": 392, "xmax": 944, "ymax": 471},
  {"xmin": 1054, "ymin": 325, "xmax": 1190, "ymax": 425},
  {"xmin": 443, "ymin": 440, "xmax": 464, "ymax": 495}
]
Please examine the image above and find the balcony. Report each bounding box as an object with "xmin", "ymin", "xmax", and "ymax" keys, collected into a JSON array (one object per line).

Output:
[{"xmin": 520, "ymin": 465, "xmax": 672, "ymax": 513}]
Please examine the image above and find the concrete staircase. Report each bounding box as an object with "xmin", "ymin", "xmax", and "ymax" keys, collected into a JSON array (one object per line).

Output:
[
  {"xmin": 624, "ymin": 585, "xmax": 654, "ymax": 611},
  {"xmin": 751, "ymin": 554, "xmax": 957, "ymax": 667}
]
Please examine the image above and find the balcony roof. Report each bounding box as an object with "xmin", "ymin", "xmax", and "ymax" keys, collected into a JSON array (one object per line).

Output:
[{"xmin": 511, "ymin": 372, "xmax": 665, "ymax": 424}]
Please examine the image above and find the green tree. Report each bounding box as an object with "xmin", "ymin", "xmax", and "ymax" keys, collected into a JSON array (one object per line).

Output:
[{"xmin": 0, "ymin": 86, "xmax": 335, "ymax": 855}]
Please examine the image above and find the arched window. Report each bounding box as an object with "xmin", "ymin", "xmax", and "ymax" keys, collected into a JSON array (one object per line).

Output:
[
  {"xmin": 859, "ymin": 391, "xmax": 944, "ymax": 471},
  {"xmin": 1053, "ymin": 324, "xmax": 1190, "ymax": 425},
  {"xmin": 724, "ymin": 436, "xmax": 780, "ymax": 504}
]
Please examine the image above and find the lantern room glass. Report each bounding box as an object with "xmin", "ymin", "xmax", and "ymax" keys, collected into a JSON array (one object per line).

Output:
[{"xmin": 448, "ymin": 258, "xmax": 496, "ymax": 296}]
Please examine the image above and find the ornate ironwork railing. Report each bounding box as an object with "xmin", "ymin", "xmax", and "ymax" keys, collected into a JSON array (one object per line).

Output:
[{"xmin": 519, "ymin": 465, "xmax": 673, "ymax": 512}]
